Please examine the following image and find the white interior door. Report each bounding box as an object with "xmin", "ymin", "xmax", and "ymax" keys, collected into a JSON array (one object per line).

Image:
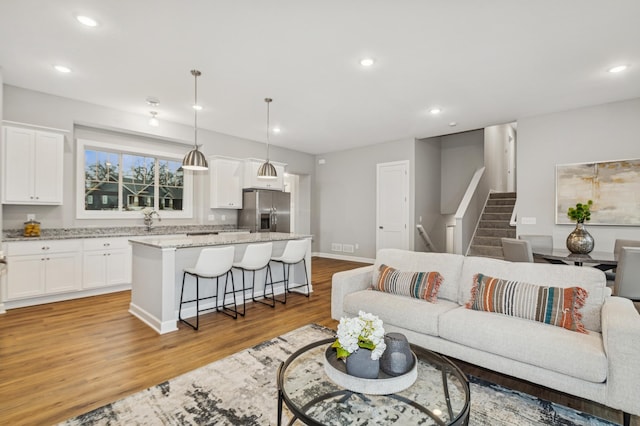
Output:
[{"xmin": 376, "ymin": 160, "xmax": 410, "ymax": 253}]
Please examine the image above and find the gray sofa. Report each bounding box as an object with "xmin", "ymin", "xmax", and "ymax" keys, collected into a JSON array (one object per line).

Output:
[{"xmin": 331, "ymin": 248, "xmax": 640, "ymax": 418}]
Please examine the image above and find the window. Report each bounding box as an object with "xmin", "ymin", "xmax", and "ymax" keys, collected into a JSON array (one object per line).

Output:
[{"xmin": 77, "ymin": 139, "xmax": 192, "ymax": 219}]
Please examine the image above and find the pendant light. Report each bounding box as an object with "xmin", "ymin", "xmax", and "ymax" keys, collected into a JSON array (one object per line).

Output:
[
  {"xmin": 182, "ymin": 69, "xmax": 208, "ymax": 171},
  {"xmin": 257, "ymin": 98, "xmax": 277, "ymax": 179}
]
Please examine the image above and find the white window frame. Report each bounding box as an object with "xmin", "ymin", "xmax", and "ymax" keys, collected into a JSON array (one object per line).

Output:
[{"xmin": 76, "ymin": 138, "xmax": 193, "ymax": 219}]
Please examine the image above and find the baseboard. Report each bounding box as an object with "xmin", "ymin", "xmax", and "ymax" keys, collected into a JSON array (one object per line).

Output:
[{"xmin": 312, "ymin": 252, "xmax": 375, "ymax": 264}]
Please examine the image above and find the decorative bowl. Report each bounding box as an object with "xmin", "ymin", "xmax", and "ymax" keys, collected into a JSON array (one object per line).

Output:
[{"xmin": 323, "ymin": 345, "xmax": 418, "ymax": 395}]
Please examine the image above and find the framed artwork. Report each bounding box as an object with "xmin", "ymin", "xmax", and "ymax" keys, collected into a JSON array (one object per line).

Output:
[{"xmin": 556, "ymin": 158, "xmax": 640, "ymax": 225}]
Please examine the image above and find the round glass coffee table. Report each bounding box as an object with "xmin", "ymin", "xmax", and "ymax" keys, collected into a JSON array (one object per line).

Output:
[{"xmin": 277, "ymin": 338, "xmax": 470, "ymax": 425}]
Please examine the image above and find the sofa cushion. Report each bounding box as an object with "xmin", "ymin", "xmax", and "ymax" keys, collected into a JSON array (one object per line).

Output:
[
  {"xmin": 343, "ymin": 289, "xmax": 459, "ymax": 337},
  {"xmin": 374, "ymin": 249, "xmax": 464, "ymax": 303},
  {"xmin": 374, "ymin": 264, "xmax": 442, "ymax": 303},
  {"xmin": 459, "ymin": 256, "xmax": 608, "ymax": 332},
  {"xmin": 467, "ymin": 273, "xmax": 588, "ymax": 333},
  {"xmin": 439, "ymin": 306, "xmax": 608, "ymax": 383}
]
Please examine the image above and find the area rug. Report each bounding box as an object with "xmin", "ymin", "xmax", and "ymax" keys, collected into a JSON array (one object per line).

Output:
[{"xmin": 60, "ymin": 324, "xmax": 617, "ymax": 425}]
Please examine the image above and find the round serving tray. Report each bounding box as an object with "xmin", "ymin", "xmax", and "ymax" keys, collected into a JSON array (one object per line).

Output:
[{"xmin": 323, "ymin": 345, "xmax": 418, "ymax": 395}]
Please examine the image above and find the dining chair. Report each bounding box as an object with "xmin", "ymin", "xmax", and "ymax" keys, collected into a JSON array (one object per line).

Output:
[
  {"xmin": 599, "ymin": 239, "xmax": 640, "ymax": 281},
  {"xmin": 501, "ymin": 238, "xmax": 533, "ymax": 263},
  {"xmin": 614, "ymin": 246, "xmax": 640, "ymax": 300}
]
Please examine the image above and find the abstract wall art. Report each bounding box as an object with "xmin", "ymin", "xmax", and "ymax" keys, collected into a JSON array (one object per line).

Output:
[{"xmin": 556, "ymin": 158, "xmax": 640, "ymax": 225}]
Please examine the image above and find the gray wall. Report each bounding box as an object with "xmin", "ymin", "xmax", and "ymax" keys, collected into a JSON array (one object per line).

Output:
[
  {"xmin": 440, "ymin": 130, "xmax": 484, "ymax": 214},
  {"xmin": 314, "ymin": 138, "xmax": 415, "ymax": 260},
  {"xmin": 2, "ymin": 85, "xmax": 315, "ymax": 233},
  {"xmin": 517, "ymin": 97, "xmax": 640, "ymax": 251},
  {"xmin": 414, "ymin": 137, "xmax": 443, "ymax": 252}
]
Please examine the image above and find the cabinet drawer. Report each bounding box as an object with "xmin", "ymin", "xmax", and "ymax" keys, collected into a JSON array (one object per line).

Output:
[
  {"xmin": 6, "ymin": 239, "xmax": 82, "ymax": 256},
  {"xmin": 83, "ymin": 237, "xmax": 131, "ymax": 251}
]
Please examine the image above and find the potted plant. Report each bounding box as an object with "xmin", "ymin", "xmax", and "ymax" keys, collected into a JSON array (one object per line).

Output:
[
  {"xmin": 332, "ymin": 311, "xmax": 386, "ymax": 378},
  {"xmin": 566, "ymin": 200, "xmax": 595, "ymax": 254}
]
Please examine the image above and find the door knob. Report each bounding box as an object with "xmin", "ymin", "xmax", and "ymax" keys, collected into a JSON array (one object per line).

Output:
[{"xmin": 379, "ymin": 226, "xmax": 384, "ymax": 229}]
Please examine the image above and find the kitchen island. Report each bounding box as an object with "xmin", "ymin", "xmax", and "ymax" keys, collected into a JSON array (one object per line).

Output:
[{"xmin": 128, "ymin": 232, "xmax": 312, "ymax": 334}]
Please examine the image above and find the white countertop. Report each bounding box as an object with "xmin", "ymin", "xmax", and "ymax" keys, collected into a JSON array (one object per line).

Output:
[{"xmin": 128, "ymin": 232, "xmax": 311, "ymax": 249}]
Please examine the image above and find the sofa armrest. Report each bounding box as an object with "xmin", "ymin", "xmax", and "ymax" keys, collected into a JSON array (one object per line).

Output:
[
  {"xmin": 331, "ymin": 265, "xmax": 374, "ymax": 321},
  {"xmin": 601, "ymin": 296, "xmax": 640, "ymax": 415}
]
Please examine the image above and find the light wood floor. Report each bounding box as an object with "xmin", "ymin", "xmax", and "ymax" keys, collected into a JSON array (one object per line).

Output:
[{"xmin": 0, "ymin": 257, "xmax": 636, "ymax": 425}]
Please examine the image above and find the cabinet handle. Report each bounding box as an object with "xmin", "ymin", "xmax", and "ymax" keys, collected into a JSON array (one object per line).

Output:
[
  {"xmin": 104, "ymin": 243, "xmax": 110, "ymax": 247},
  {"xmin": 35, "ymin": 196, "xmax": 39, "ymax": 200},
  {"xmin": 30, "ymin": 196, "xmax": 35, "ymax": 199},
  {"xmin": 42, "ymin": 246, "xmax": 50, "ymax": 250}
]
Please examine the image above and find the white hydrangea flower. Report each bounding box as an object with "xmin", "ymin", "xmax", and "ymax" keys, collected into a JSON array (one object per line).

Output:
[{"xmin": 335, "ymin": 311, "xmax": 386, "ymax": 360}]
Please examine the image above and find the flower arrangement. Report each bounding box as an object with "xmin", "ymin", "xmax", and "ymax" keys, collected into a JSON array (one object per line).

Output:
[
  {"xmin": 567, "ymin": 200, "xmax": 593, "ymax": 223},
  {"xmin": 332, "ymin": 311, "xmax": 386, "ymax": 360}
]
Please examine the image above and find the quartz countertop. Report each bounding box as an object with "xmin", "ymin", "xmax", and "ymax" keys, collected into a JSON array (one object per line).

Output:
[
  {"xmin": 129, "ymin": 232, "xmax": 311, "ymax": 249},
  {"xmin": 2, "ymin": 225, "xmax": 247, "ymax": 242}
]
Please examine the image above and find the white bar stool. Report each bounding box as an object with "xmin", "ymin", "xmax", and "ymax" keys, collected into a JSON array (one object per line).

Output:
[
  {"xmin": 227, "ymin": 242, "xmax": 275, "ymax": 316},
  {"xmin": 178, "ymin": 246, "xmax": 236, "ymax": 330},
  {"xmin": 270, "ymin": 239, "xmax": 310, "ymax": 304}
]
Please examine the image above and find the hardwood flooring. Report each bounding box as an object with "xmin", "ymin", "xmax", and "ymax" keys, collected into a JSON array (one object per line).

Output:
[{"xmin": 0, "ymin": 257, "xmax": 636, "ymax": 425}]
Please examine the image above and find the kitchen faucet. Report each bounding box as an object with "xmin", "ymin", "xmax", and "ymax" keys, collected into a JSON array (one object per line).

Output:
[{"xmin": 143, "ymin": 210, "xmax": 161, "ymax": 231}]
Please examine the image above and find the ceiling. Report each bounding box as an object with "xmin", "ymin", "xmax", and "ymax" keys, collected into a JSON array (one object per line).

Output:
[{"xmin": 1, "ymin": 1, "xmax": 639, "ymax": 155}]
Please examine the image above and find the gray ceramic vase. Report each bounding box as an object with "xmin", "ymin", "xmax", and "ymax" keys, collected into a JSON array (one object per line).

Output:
[
  {"xmin": 345, "ymin": 348, "xmax": 380, "ymax": 379},
  {"xmin": 380, "ymin": 332, "xmax": 414, "ymax": 376},
  {"xmin": 566, "ymin": 223, "xmax": 594, "ymax": 254}
]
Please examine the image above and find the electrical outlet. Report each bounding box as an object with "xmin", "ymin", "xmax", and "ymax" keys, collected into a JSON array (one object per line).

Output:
[
  {"xmin": 221, "ymin": 215, "xmax": 226, "ymax": 221},
  {"xmin": 342, "ymin": 244, "xmax": 355, "ymax": 253},
  {"xmin": 208, "ymin": 214, "xmax": 215, "ymax": 221},
  {"xmin": 331, "ymin": 243, "xmax": 342, "ymax": 252},
  {"xmin": 27, "ymin": 214, "xmax": 36, "ymax": 221},
  {"xmin": 355, "ymin": 243, "xmax": 359, "ymax": 250}
]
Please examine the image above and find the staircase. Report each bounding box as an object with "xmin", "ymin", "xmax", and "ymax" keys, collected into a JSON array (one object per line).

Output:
[{"xmin": 467, "ymin": 192, "xmax": 516, "ymax": 259}]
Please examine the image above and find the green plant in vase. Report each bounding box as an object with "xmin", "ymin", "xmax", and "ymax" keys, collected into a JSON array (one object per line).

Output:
[
  {"xmin": 567, "ymin": 200, "xmax": 593, "ymax": 223},
  {"xmin": 566, "ymin": 199, "xmax": 594, "ymax": 254}
]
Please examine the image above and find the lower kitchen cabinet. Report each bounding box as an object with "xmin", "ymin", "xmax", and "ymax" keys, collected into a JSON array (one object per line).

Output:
[
  {"xmin": 82, "ymin": 238, "xmax": 132, "ymax": 288},
  {"xmin": 5, "ymin": 240, "xmax": 82, "ymax": 300}
]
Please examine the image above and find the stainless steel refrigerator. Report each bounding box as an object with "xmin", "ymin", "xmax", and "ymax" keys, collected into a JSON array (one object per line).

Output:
[{"xmin": 238, "ymin": 189, "xmax": 291, "ymax": 233}]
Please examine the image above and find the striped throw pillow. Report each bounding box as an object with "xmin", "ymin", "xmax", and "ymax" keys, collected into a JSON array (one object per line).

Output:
[
  {"xmin": 466, "ymin": 273, "xmax": 588, "ymax": 333},
  {"xmin": 374, "ymin": 264, "xmax": 443, "ymax": 303}
]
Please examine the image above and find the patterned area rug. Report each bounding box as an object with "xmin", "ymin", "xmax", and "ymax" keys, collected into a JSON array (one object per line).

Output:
[{"xmin": 60, "ymin": 324, "xmax": 616, "ymax": 425}]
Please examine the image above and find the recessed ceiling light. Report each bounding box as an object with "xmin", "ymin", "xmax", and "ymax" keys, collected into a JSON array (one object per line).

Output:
[
  {"xmin": 76, "ymin": 15, "xmax": 98, "ymax": 27},
  {"xmin": 449, "ymin": 122, "xmax": 457, "ymax": 127},
  {"xmin": 360, "ymin": 58, "xmax": 375, "ymax": 67},
  {"xmin": 149, "ymin": 111, "xmax": 159, "ymax": 127},
  {"xmin": 192, "ymin": 104, "xmax": 203, "ymax": 111},
  {"xmin": 53, "ymin": 65, "xmax": 71, "ymax": 73},
  {"xmin": 429, "ymin": 107, "xmax": 442, "ymax": 114},
  {"xmin": 608, "ymin": 65, "xmax": 628, "ymax": 73},
  {"xmin": 146, "ymin": 97, "xmax": 160, "ymax": 107},
  {"xmin": 272, "ymin": 127, "xmax": 281, "ymax": 134}
]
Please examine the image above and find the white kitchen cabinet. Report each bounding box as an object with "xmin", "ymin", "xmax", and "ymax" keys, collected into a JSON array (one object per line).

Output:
[
  {"xmin": 82, "ymin": 238, "xmax": 132, "ymax": 289},
  {"xmin": 5, "ymin": 240, "xmax": 82, "ymax": 300},
  {"xmin": 209, "ymin": 157, "xmax": 243, "ymax": 209},
  {"xmin": 242, "ymin": 158, "xmax": 286, "ymax": 190},
  {"xmin": 1, "ymin": 126, "xmax": 64, "ymax": 205}
]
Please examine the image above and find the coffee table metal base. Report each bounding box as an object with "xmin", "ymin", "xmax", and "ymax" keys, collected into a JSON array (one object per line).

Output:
[{"xmin": 277, "ymin": 338, "xmax": 470, "ymax": 426}]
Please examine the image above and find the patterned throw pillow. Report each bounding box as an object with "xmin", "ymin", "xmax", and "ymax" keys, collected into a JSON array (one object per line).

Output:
[
  {"xmin": 466, "ymin": 273, "xmax": 588, "ymax": 333},
  {"xmin": 374, "ymin": 264, "xmax": 443, "ymax": 303}
]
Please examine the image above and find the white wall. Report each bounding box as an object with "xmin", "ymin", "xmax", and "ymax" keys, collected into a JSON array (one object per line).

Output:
[
  {"xmin": 517, "ymin": 97, "xmax": 640, "ymax": 251},
  {"xmin": 440, "ymin": 130, "xmax": 484, "ymax": 214},
  {"xmin": 414, "ymin": 137, "xmax": 443, "ymax": 251},
  {"xmin": 314, "ymin": 138, "xmax": 414, "ymax": 259},
  {"xmin": 1, "ymin": 85, "xmax": 315, "ymax": 230}
]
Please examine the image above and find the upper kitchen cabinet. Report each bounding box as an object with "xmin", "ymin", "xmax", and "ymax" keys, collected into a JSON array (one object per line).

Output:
[
  {"xmin": 243, "ymin": 158, "xmax": 286, "ymax": 191},
  {"xmin": 209, "ymin": 156, "xmax": 243, "ymax": 209},
  {"xmin": 2, "ymin": 126, "xmax": 64, "ymax": 205}
]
